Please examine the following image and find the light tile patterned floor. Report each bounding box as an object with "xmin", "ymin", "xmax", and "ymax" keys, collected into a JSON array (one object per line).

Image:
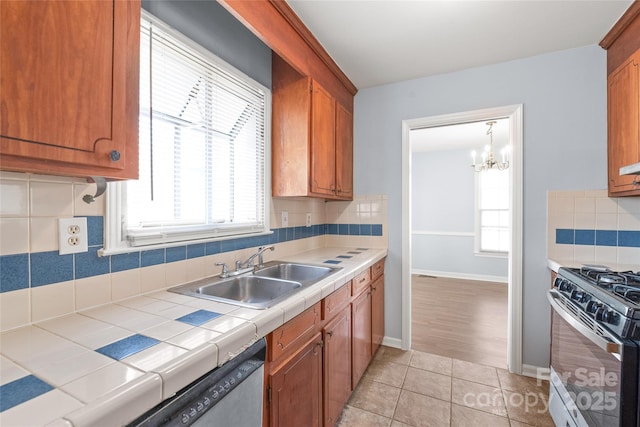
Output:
[{"xmin": 337, "ymin": 346, "xmax": 553, "ymax": 427}]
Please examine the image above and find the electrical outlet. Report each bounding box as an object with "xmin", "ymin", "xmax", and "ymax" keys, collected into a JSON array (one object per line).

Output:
[
  {"xmin": 281, "ymin": 211, "xmax": 289, "ymax": 227},
  {"xmin": 59, "ymin": 217, "xmax": 88, "ymax": 255},
  {"xmin": 306, "ymin": 213, "xmax": 312, "ymax": 227}
]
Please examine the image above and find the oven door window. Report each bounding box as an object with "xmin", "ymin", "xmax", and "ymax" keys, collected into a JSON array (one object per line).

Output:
[{"xmin": 551, "ymin": 310, "xmax": 636, "ymax": 426}]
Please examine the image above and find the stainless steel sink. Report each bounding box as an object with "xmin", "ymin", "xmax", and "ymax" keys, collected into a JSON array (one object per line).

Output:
[
  {"xmin": 170, "ymin": 276, "xmax": 302, "ymax": 309},
  {"xmin": 253, "ymin": 262, "xmax": 335, "ymax": 284},
  {"xmin": 169, "ymin": 261, "xmax": 341, "ymax": 309}
]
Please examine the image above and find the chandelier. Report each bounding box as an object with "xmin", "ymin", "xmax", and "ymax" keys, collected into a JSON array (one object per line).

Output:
[{"xmin": 470, "ymin": 121, "xmax": 509, "ymax": 172}]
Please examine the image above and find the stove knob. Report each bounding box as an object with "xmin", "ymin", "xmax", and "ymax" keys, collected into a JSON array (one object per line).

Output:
[
  {"xmin": 586, "ymin": 301, "xmax": 600, "ymax": 313},
  {"xmin": 570, "ymin": 290, "xmax": 586, "ymax": 303},
  {"xmin": 595, "ymin": 307, "xmax": 613, "ymax": 323},
  {"xmin": 560, "ymin": 281, "xmax": 573, "ymax": 293}
]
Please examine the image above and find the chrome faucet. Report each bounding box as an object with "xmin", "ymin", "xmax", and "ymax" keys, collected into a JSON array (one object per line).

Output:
[{"xmin": 236, "ymin": 246, "xmax": 275, "ymax": 270}]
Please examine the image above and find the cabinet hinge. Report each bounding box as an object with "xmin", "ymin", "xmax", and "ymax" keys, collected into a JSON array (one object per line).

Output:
[{"xmin": 267, "ymin": 385, "xmax": 271, "ymax": 405}]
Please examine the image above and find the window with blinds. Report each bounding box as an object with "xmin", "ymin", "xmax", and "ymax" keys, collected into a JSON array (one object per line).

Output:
[
  {"xmin": 475, "ymin": 169, "xmax": 509, "ymax": 254},
  {"xmin": 108, "ymin": 12, "xmax": 270, "ymax": 250}
]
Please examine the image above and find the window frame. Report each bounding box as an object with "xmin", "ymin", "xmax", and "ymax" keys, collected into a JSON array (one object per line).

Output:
[
  {"xmin": 102, "ymin": 11, "xmax": 271, "ymax": 256},
  {"xmin": 473, "ymin": 169, "xmax": 509, "ymax": 258}
]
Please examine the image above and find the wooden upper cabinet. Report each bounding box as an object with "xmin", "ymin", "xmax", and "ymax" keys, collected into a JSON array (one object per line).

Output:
[
  {"xmin": 608, "ymin": 50, "xmax": 640, "ymax": 195},
  {"xmin": 601, "ymin": 2, "xmax": 640, "ymax": 196},
  {"xmin": 335, "ymin": 102, "xmax": 354, "ymax": 199},
  {"xmin": 310, "ymin": 82, "xmax": 337, "ymax": 197},
  {"xmin": 272, "ymin": 55, "xmax": 354, "ymax": 200},
  {"xmin": 0, "ymin": 0, "xmax": 140, "ymax": 179}
]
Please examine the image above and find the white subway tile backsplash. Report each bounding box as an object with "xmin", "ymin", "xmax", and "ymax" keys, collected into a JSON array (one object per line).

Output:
[
  {"xmin": 595, "ymin": 213, "xmax": 618, "ymax": 230},
  {"xmin": 0, "ymin": 289, "xmax": 30, "ymax": 332},
  {"xmin": 140, "ymin": 264, "xmax": 166, "ymax": 293},
  {"xmin": 575, "ymin": 197, "xmax": 596, "ymax": 213},
  {"xmin": 0, "ymin": 218, "xmax": 29, "ymax": 255},
  {"xmin": 73, "ymin": 183, "xmax": 105, "ymax": 217},
  {"xmin": 30, "ymin": 181, "xmax": 73, "ymax": 217},
  {"xmin": 31, "ymin": 280, "xmax": 74, "ymax": 323},
  {"xmin": 595, "ymin": 196, "xmax": 619, "ymax": 214},
  {"xmin": 618, "ymin": 197, "xmax": 640, "ymax": 214},
  {"xmin": 619, "ymin": 213, "xmax": 640, "ymax": 230},
  {"xmin": 75, "ymin": 275, "xmax": 111, "ymax": 311},
  {"xmin": 29, "ymin": 217, "xmax": 58, "ymax": 253},
  {"xmin": 574, "ymin": 212, "xmax": 596, "ymax": 229},
  {"xmin": 111, "ymin": 269, "xmax": 141, "ymax": 302}
]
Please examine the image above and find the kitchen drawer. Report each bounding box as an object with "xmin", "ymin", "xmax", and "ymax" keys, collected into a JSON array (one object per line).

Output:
[
  {"xmin": 268, "ymin": 302, "xmax": 321, "ymax": 362},
  {"xmin": 352, "ymin": 269, "xmax": 371, "ymax": 296},
  {"xmin": 322, "ymin": 281, "xmax": 351, "ymax": 320},
  {"xmin": 371, "ymin": 258, "xmax": 385, "ymax": 280}
]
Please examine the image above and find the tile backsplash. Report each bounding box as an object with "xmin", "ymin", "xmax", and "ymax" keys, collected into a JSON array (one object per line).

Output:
[
  {"xmin": 0, "ymin": 172, "xmax": 388, "ymax": 332},
  {"xmin": 547, "ymin": 190, "xmax": 640, "ymax": 265}
]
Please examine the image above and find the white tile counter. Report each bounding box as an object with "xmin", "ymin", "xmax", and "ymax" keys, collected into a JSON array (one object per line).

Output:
[{"xmin": 0, "ymin": 247, "xmax": 387, "ymax": 427}]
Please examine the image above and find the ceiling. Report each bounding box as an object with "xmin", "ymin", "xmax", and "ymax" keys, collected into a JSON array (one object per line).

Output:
[{"xmin": 287, "ymin": 0, "xmax": 633, "ymax": 89}]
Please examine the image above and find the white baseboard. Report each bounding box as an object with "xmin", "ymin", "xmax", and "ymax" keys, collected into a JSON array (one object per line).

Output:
[
  {"xmin": 521, "ymin": 364, "xmax": 550, "ymax": 381},
  {"xmin": 412, "ymin": 269, "xmax": 508, "ymax": 284},
  {"xmin": 381, "ymin": 336, "xmax": 403, "ymax": 349}
]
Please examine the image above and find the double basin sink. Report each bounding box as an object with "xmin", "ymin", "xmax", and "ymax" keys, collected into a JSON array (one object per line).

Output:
[{"xmin": 169, "ymin": 261, "xmax": 341, "ymax": 309}]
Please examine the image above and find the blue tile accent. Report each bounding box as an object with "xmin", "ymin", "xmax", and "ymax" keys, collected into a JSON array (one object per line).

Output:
[
  {"xmin": 96, "ymin": 334, "xmax": 159, "ymax": 360},
  {"xmin": 86, "ymin": 216, "xmax": 104, "ymax": 247},
  {"xmin": 187, "ymin": 243, "xmax": 206, "ymax": 259},
  {"xmin": 356, "ymin": 248, "xmax": 369, "ymax": 250},
  {"xmin": 141, "ymin": 249, "xmax": 165, "ymax": 267},
  {"xmin": 575, "ymin": 229, "xmax": 595, "ymax": 245},
  {"xmin": 348, "ymin": 251, "xmax": 362, "ymax": 254},
  {"xmin": 220, "ymin": 240, "xmax": 236, "ymax": 253},
  {"xmin": 0, "ymin": 375, "xmax": 53, "ymax": 412},
  {"xmin": 348, "ymin": 224, "xmax": 359, "ymax": 235},
  {"xmin": 372, "ymin": 225, "xmax": 383, "ymax": 236},
  {"xmin": 111, "ymin": 252, "xmax": 140, "ymax": 273},
  {"xmin": 556, "ymin": 229, "xmax": 574, "ymax": 244},
  {"xmin": 337, "ymin": 255, "xmax": 352, "ymax": 259},
  {"xmin": 30, "ymin": 251, "xmax": 73, "ymax": 287},
  {"xmin": 75, "ymin": 247, "xmax": 110, "ymax": 279},
  {"xmin": 327, "ymin": 224, "xmax": 338, "ymax": 235},
  {"xmin": 324, "ymin": 260, "xmax": 342, "ymax": 264},
  {"xmin": 359, "ymin": 224, "xmax": 372, "ymax": 236},
  {"xmin": 176, "ymin": 309, "xmax": 222, "ymax": 326},
  {"xmin": 596, "ymin": 230, "xmax": 617, "ymax": 247},
  {"xmin": 338, "ymin": 224, "xmax": 349, "ymax": 235},
  {"xmin": 206, "ymin": 241, "xmax": 221, "ymax": 256},
  {"xmin": 166, "ymin": 246, "xmax": 186, "ymax": 263},
  {"xmin": 0, "ymin": 253, "xmax": 29, "ymax": 293},
  {"xmin": 618, "ymin": 231, "xmax": 640, "ymax": 248}
]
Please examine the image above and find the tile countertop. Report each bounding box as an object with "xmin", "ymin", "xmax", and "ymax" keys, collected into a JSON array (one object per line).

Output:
[
  {"xmin": 547, "ymin": 258, "xmax": 640, "ymax": 273},
  {"xmin": 0, "ymin": 247, "xmax": 387, "ymax": 427}
]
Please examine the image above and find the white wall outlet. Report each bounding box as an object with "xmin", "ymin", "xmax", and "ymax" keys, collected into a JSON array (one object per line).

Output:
[
  {"xmin": 281, "ymin": 211, "xmax": 289, "ymax": 227},
  {"xmin": 306, "ymin": 213, "xmax": 312, "ymax": 227},
  {"xmin": 59, "ymin": 217, "xmax": 88, "ymax": 255}
]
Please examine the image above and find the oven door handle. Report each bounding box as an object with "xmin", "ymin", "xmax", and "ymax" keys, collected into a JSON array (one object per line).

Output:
[{"xmin": 547, "ymin": 290, "xmax": 622, "ymax": 360}]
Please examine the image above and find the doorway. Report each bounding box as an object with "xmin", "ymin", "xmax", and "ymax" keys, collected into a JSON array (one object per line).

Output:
[{"xmin": 400, "ymin": 105, "xmax": 524, "ymax": 374}]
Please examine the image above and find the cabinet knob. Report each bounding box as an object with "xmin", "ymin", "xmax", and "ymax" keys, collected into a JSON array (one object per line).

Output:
[{"xmin": 110, "ymin": 150, "xmax": 121, "ymax": 162}]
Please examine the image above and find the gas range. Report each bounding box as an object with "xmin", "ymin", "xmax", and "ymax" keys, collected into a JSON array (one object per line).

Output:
[{"xmin": 554, "ymin": 265, "xmax": 640, "ymax": 340}]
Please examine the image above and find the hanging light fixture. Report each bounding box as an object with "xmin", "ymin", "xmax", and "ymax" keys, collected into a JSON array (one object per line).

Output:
[{"xmin": 471, "ymin": 121, "xmax": 509, "ymax": 172}]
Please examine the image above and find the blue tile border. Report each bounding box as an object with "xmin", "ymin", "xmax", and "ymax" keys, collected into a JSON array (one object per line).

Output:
[
  {"xmin": 0, "ymin": 218, "xmax": 385, "ymax": 294},
  {"xmin": 176, "ymin": 309, "xmax": 222, "ymax": 326},
  {"xmin": 555, "ymin": 228, "xmax": 640, "ymax": 247},
  {"xmin": 0, "ymin": 375, "xmax": 53, "ymax": 412},
  {"xmin": 96, "ymin": 334, "xmax": 159, "ymax": 360}
]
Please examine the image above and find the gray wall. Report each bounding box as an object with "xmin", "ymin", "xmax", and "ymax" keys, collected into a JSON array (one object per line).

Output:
[
  {"xmin": 355, "ymin": 45, "xmax": 607, "ymax": 368},
  {"xmin": 411, "ymin": 149, "xmax": 508, "ymax": 280},
  {"xmin": 141, "ymin": 0, "xmax": 271, "ymax": 88}
]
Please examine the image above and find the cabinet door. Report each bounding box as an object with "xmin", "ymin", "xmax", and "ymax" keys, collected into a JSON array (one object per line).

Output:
[
  {"xmin": 351, "ymin": 287, "xmax": 372, "ymax": 388},
  {"xmin": 371, "ymin": 275, "xmax": 385, "ymax": 355},
  {"xmin": 0, "ymin": 0, "xmax": 140, "ymax": 179},
  {"xmin": 608, "ymin": 50, "xmax": 640, "ymax": 196},
  {"xmin": 309, "ymin": 81, "xmax": 336, "ymax": 197},
  {"xmin": 269, "ymin": 333, "xmax": 323, "ymax": 427},
  {"xmin": 323, "ymin": 306, "xmax": 352, "ymax": 427},
  {"xmin": 335, "ymin": 102, "xmax": 353, "ymax": 200}
]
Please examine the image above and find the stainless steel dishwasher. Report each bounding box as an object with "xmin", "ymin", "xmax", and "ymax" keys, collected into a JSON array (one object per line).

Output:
[{"xmin": 128, "ymin": 338, "xmax": 266, "ymax": 427}]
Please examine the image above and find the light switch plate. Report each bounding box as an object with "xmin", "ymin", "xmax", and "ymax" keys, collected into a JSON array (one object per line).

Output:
[
  {"xmin": 306, "ymin": 213, "xmax": 312, "ymax": 227},
  {"xmin": 59, "ymin": 217, "xmax": 88, "ymax": 255},
  {"xmin": 281, "ymin": 211, "xmax": 289, "ymax": 227}
]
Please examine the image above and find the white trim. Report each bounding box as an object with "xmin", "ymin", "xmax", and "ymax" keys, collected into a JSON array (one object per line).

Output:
[
  {"xmin": 381, "ymin": 336, "xmax": 403, "ymax": 349},
  {"xmin": 522, "ymin": 364, "xmax": 550, "ymax": 381},
  {"xmin": 401, "ymin": 104, "xmax": 524, "ymax": 373},
  {"xmin": 412, "ymin": 269, "xmax": 508, "ymax": 284},
  {"xmin": 412, "ymin": 230, "xmax": 474, "ymax": 237}
]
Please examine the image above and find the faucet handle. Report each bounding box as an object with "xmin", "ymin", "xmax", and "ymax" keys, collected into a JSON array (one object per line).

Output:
[{"xmin": 215, "ymin": 262, "xmax": 229, "ymax": 278}]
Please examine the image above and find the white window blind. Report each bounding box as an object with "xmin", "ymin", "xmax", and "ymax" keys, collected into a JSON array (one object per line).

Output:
[
  {"xmin": 476, "ymin": 169, "xmax": 509, "ymax": 254},
  {"xmin": 113, "ymin": 13, "xmax": 269, "ymax": 248}
]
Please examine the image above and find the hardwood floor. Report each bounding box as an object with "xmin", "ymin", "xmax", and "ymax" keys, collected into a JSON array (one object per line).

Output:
[{"xmin": 411, "ymin": 275, "xmax": 508, "ymax": 369}]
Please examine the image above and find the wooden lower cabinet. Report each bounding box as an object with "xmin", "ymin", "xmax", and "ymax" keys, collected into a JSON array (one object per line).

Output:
[
  {"xmin": 351, "ymin": 287, "xmax": 372, "ymax": 388},
  {"xmin": 371, "ymin": 275, "xmax": 385, "ymax": 355},
  {"xmin": 269, "ymin": 333, "xmax": 323, "ymax": 427},
  {"xmin": 323, "ymin": 306, "xmax": 352, "ymax": 427}
]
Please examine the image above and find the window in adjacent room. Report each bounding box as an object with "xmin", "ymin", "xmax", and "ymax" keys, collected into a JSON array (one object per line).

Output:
[
  {"xmin": 475, "ymin": 168, "xmax": 509, "ymax": 254},
  {"xmin": 105, "ymin": 12, "xmax": 270, "ymax": 252}
]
